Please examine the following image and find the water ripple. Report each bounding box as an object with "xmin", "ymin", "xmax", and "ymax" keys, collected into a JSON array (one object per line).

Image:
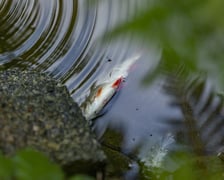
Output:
[
  {"xmin": 0, "ymin": 0, "xmax": 160, "ymax": 145},
  {"xmin": 0, "ymin": 0, "xmax": 151, "ymax": 105}
]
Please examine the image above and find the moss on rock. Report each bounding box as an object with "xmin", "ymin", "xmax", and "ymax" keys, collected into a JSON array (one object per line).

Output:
[{"xmin": 0, "ymin": 68, "xmax": 105, "ymax": 167}]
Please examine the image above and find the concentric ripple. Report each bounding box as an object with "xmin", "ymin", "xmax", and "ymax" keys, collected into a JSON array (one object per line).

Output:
[
  {"xmin": 0, "ymin": 0, "xmax": 79, "ymax": 69},
  {"xmin": 1, "ymin": 0, "xmax": 224, "ymax": 178},
  {"xmin": 0, "ymin": 0, "xmax": 159, "ymax": 166},
  {"xmin": 0, "ymin": 0, "xmax": 151, "ymax": 105}
]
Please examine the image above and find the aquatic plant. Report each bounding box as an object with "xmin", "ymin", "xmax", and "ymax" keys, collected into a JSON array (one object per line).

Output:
[{"xmin": 153, "ymin": 69, "xmax": 224, "ymax": 179}]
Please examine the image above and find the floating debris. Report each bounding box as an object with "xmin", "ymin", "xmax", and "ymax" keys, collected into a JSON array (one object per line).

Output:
[{"xmin": 139, "ymin": 133, "xmax": 175, "ymax": 169}]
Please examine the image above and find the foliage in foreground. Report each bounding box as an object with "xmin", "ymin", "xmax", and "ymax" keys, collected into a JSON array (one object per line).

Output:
[
  {"xmin": 1, "ymin": 0, "xmax": 224, "ymax": 179},
  {"xmin": 1, "ymin": 148, "xmax": 224, "ymax": 180},
  {"xmin": 140, "ymin": 151, "xmax": 224, "ymax": 180},
  {"xmin": 106, "ymin": 0, "xmax": 224, "ymax": 89},
  {"xmin": 0, "ymin": 149, "xmax": 93, "ymax": 180}
]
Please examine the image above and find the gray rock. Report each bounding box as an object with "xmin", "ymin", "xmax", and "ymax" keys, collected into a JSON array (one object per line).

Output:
[{"xmin": 0, "ymin": 68, "xmax": 105, "ymax": 166}]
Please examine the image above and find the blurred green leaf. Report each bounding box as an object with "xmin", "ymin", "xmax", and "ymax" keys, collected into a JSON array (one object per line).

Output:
[
  {"xmin": 198, "ymin": 0, "xmax": 224, "ymax": 29},
  {"xmin": 0, "ymin": 152, "xmax": 14, "ymax": 180},
  {"xmin": 140, "ymin": 151, "xmax": 224, "ymax": 180},
  {"xmin": 106, "ymin": 0, "xmax": 224, "ymax": 87},
  {"xmin": 12, "ymin": 149, "xmax": 64, "ymax": 180},
  {"xmin": 69, "ymin": 174, "xmax": 94, "ymax": 180},
  {"xmin": 0, "ymin": 149, "xmax": 96, "ymax": 180}
]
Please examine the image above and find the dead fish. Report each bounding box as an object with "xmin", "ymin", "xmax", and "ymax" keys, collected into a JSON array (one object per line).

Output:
[{"xmin": 81, "ymin": 54, "xmax": 141, "ymax": 120}]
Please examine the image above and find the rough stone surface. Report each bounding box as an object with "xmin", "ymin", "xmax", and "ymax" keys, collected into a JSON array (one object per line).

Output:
[{"xmin": 0, "ymin": 68, "xmax": 105, "ymax": 166}]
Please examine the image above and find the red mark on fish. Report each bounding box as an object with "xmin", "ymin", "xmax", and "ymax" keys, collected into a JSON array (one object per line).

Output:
[
  {"xmin": 81, "ymin": 54, "xmax": 141, "ymax": 120},
  {"xmin": 112, "ymin": 77, "xmax": 123, "ymax": 89}
]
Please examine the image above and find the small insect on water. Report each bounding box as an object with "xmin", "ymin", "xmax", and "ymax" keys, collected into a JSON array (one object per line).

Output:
[{"xmin": 81, "ymin": 54, "xmax": 141, "ymax": 121}]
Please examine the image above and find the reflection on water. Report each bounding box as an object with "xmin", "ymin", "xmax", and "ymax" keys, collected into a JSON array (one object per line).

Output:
[
  {"xmin": 164, "ymin": 73, "xmax": 224, "ymax": 154},
  {"xmin": 1, "ymin": 0, "xmax": 224, "ymax": 179}
]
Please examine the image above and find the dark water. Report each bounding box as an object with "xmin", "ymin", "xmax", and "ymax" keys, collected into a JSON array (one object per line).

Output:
[{"xmin": 1, "ymin": 0, "xmax": 224, "ymax": 179}]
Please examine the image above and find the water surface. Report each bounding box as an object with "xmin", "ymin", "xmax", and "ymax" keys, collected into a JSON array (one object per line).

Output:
[{"xmin": 1, "ymin": 0, "xmax": 224, "ymax": 179}]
